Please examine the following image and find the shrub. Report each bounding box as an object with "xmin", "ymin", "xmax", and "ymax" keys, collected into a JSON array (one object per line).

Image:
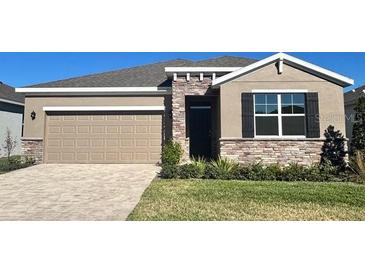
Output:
[
  {"xmin": 179, "ymin": 164, "xmax": 203, "ymax": 179},
  {"xmin": 161, "ymin": 140, "xmax": 183, "ymax": 165},
  {"xmin": 262, "ymin": 164, "xmax": 282, "ymax": 181},
  {"xmin": 321, "ymin": 125, "xmax": 347, "ymax": 169},
  {"xmin": 204, "ymin": 157, "xmax": 239, "ymax": 180},
  {"xmin": 239, "ymin": 162, "xmax": 266, "ymax": 180},
  {"xmin": 160, "ymin": 164, "xmax": 179, "ymax": 179},
  {"xmin": 0, "ymin": 155, "xmax": 34, "ymax": 172},
  {"xmin": 1, "ymin": 128, "xmax": 17, "ymax": 161},
  {"xmin": 190, "ymin": 156, "xmax": 206, "ymax": 175},
  {"xmin": 349, "ymin": 151, "xmax": 365, "ymax": 183},
  {"xmin": 281, "ymin": 163, "xmax": 307, "ymax": 181},
  {"xmin": 351, "ymin": 97, "xmax": 365, "ymax": 153},
  {"xmin": 304, "ymin": 164, "xmax": 323, "ymax": 182},
  {"xmin": 235, "ymin": 162, "xmax": 282, "ymax": 181}
]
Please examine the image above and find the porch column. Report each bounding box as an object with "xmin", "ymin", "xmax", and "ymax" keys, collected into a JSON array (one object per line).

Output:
[
  {"xmin": 171, "ymin": 75, "xmax": 213, "ymax": 161},
  {"xmin": 172, "ymin": 77, "xmax": 189, "ymax": 161}
]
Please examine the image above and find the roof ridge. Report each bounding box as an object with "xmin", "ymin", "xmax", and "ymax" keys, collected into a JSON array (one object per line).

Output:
[{"xmin": 193, "ymin": 55, "xmax": 257, "ymax": 63}]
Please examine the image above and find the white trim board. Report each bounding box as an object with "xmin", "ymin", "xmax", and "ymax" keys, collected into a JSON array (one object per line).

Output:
[
  {"xmin": 0, "ymin": 98, "xmax": 25, "ymax": 106},
  {"xmin": 252, "ymin": 89, "xmax": 308, "ymax": 93},
  {"xmin": 16, "ymin": 87, "xmax": 172, "ymax": 93},
  {"xmin": 212, "ymin": 53, "xmax": 354, "ymax": 87},
  {"xmin": 165, "ymin": 67, "xmax": 241, "ymax": 73},
  {"xmin": 43, "ymin": 106, "xmax": 165, "ymax": 112}
]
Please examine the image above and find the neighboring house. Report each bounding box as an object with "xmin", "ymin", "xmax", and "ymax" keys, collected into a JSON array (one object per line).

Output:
[
  {"xmin": 16, "ymin": 53, "xmax": 354, "ymax": 165},
  {"xmin": 344, "ymin": 85, "xmax": 365, "ymax": 141},
  {"xmin": 0, "ymin": 82, "xmax": 24, "ymax": 157}
]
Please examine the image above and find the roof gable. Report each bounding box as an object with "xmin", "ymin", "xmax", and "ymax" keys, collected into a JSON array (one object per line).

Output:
[
  {"xmin": 212, "ymin": 53, "xmax": 354, "ymax": 88},
  {"xmin": 0, "ymin": 82, "xmax": 24, "ymax": 105}
]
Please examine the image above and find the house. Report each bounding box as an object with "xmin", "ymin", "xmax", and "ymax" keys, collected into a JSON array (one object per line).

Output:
[
  {"xmin": 0, "ymin": 82, "xmax": 24, "ymax": 157},
  {"xmin": 16, "ymin": 53, "xmax": 354, "ymax": 165},
  {"xmin": 344, "ymin": 85, "xmax": 365, "ymax": 141}
]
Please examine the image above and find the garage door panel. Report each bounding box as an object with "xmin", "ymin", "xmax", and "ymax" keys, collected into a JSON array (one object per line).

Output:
[
  {"xmin": 91, "ymin": 139, "xmax": 104, "ymax": 147},
  {"xmin": 45, "ymin": 112, "xmax": 162, "ymax": 163}
]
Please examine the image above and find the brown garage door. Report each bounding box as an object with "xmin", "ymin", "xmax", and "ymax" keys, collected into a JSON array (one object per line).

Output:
[{"xmin": 44, "ymin": 112, "xmax": 162, "ymax": 163}]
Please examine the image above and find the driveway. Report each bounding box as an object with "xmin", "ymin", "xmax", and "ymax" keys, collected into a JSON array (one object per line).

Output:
[{"xmin": 0, "ymin": 164, "xmax": 159, "ymax": 221}]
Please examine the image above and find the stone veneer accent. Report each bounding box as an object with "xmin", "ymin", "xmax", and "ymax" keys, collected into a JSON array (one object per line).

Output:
[
  {"xmin": 172, "ymin": 76, "xmax": 213, "ymax": 160},
  {"xmin": 220, "ymin": 139, "xmax": 325, "ymax": 166},
  {"xmin": 21, "ymin": 138, "xmax": 43, "ymax": 164}
]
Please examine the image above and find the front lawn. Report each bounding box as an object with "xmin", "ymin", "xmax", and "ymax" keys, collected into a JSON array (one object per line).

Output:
[{"xmin": 127, "ymin": 180, "xmax": 365, "ymax": 221}]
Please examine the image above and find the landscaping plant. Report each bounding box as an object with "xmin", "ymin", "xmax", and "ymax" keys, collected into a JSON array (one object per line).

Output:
[
  {"xmin": 349, "ymin": 151, "xmax": 365, "ymax": 183},
  {"xmin": 2, "ymin": 128, "xmax": 17, "ymax": 162},
  {"xmin": 160, "ymin": 164, "xmax": 179, "ymax": 179},
  {"xmin": 190, "ymin": 156, "xmax": 206, "ymax": 175},
  {"xmin": 161, "ymin": 139, "xmax": 183, "ymax": 165},
  {"xmin": 0, "ymin": 155, "xmax": 35, "ymax": 173},
  {"xmin": 204, "ymin": 156, "xmax": 239, "ymax": 180},
  {"xmin": 351, "ymin": 97, "xmax": 365, "ymax": 153},
  {"xmin": 320, "ymin": 125, "xmax": 347, "ymax": 169},
  {"xmin": 179, "ymin": 163, "xmax": 203, "ymax": 179}
]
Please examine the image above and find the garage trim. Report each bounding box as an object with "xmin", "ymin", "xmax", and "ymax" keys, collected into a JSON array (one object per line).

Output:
[{"xmin": 43, "ymin": 106, "xmax": 165, "ymax": 112}]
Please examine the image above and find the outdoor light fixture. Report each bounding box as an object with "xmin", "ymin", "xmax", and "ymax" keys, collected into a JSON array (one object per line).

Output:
[{"xmin": 31, "ymin": 111, "xmax": 36, "ymax": 120}]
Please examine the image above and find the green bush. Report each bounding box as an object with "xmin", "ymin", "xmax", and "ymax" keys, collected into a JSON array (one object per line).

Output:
[
  {"xmin": 179, "ymin": 164, "xmax": 204, "ymax": 179},
  {"xmin": 350, "ymin": 97, "xmax": 365, "ymax": 154},
  {"xmin": 159, "ymin": 154, "xmax": 359, "ymax": 183},
  {"xmin": 321, "ymin": 125, "xmax": 347, "ymax": 169},
  {"xmin": 234, "ymin": 163, "xmax": 282, "ymax": 181},
  {"xmin": 160, "ymin": 164, "xmax": 179, "ymax": 179},
  {"xmin": 304, "ymin": 164, "xmax": 323, "ymax": 182},
  {"xmin": 190, "ymin": 156, "xmax": 206, "ymax": 175},
  {"xmin": 161, "ymin": 140, "xmax": 183, "ymax": 165},
  {"xmin": 0, "ymin": 155, "xmax": 35, "ymax": 172},
  {"xmin": 262, "ymin": 164, "xmax": 282, "ymax": 181},
  {"xmin": 319, "ymin": 159, "xmax": 339, "ymax": 181},
  {"xmin": 281, "ymin": 163, "xmax": 307, "ymax": 181},
  {"xmin": 204, "ymin": 157, "xmax": 239, "ymax": 180},
  {"xmin": 348, "ymin": 151, "xmax": 365, "ymax": 183}
]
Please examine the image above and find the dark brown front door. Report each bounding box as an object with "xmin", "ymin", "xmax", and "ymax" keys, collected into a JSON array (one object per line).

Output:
[{"xmin": 189, "ymin": 105, "xmax": 212, "ymax": 159}]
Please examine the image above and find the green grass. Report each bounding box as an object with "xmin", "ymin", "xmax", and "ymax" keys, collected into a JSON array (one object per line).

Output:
[{"xmin": 127, "ymin": 179, "xmax": 365, "ymax": 221}]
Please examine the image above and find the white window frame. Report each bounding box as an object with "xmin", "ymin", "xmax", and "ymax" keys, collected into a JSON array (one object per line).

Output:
[{"xmin": 253, "ymin": 91, "xmax": 307, "ymax": 138}]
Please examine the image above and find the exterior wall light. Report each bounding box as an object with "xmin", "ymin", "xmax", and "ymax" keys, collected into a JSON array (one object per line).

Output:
[{"xmin": 31, "ymin": 111, "xmax": 36, "ymax": 120}]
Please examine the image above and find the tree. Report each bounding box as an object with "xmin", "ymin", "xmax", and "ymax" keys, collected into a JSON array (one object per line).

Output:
[
  {"xmin": 351, "ymin": 97, "xmax": 365, "ymax": 153},
  {"xmin": 2, "ymin": 128, "xmax": 17, "ymax": 161},
  {"xmin": 321, "ymin": 125, "xmax": 347, "ymax": 168}
]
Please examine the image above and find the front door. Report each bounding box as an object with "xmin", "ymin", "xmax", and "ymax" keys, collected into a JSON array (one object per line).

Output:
[{"xmin": 189, "ymin": 105, "xmax": 212, "ymax": 159}]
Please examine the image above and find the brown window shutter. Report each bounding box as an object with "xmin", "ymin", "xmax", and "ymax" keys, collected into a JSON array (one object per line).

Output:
[
  {"xmin": 306, "ymin": 92, "xmax": 320, "ymax": 138},
  {"xmin": 242, "ymin": 93, "xmax": 254, "ymax": 138}
]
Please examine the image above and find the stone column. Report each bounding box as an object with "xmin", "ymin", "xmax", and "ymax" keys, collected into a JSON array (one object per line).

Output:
[
  {"xmin": 171, "ymin": 76, "xmax": 212, "ymax": 161},
  {"xmin": 21, "ymin": 138, "xmax": 43, "ymax": 164}
]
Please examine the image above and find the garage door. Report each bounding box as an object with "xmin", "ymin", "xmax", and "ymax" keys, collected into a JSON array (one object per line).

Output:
[{"xmin": 44, "ymin": 112, "xmax": 162, "ymax": 163}]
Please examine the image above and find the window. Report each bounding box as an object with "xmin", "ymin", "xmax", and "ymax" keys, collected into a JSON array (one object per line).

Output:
[{"xmin": 254, "ymin": 93, "xmax": 306, "ymax": 137}]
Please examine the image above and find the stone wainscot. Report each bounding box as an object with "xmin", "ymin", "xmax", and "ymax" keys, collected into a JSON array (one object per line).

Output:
[{"xmin": 220, "ymin": 138, "xmax": 325, "ymax": 166}]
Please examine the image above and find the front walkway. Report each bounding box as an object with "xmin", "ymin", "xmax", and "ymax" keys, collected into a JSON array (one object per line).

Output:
[{"xmin": 0, "ymin": 164, "xmax": 159, "ymax": 220}]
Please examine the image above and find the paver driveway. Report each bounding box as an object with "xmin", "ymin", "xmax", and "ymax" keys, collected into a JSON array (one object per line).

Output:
[{"xmin": 0, "ymin": 164, "xmax": 159, "ymax": 221}]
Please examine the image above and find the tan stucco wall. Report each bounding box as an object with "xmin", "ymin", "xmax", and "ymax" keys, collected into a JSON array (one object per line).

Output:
[
  {"xmin": 23, "ymin": 95, "xmax": 169, "ymax": 139},
  {"xmin": 220, "ymin": 63, "xmax": 346, "ymax": 138}
]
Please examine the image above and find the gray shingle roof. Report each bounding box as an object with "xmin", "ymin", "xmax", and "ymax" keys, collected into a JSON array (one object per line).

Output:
[
  {"xmin": 27, "ymin": 56, "xmax": 257, "ymax": 88},
  {"xmin": 0, "ymin": 82, "xmax": 24, "ymax": 104},
  {"xmin": 344, "ymin": 84, "xmax": 365, "ymax": 105},
  {"xmin": 192, "ymin": 56, "xmax": 256, "ymax": 67}
]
